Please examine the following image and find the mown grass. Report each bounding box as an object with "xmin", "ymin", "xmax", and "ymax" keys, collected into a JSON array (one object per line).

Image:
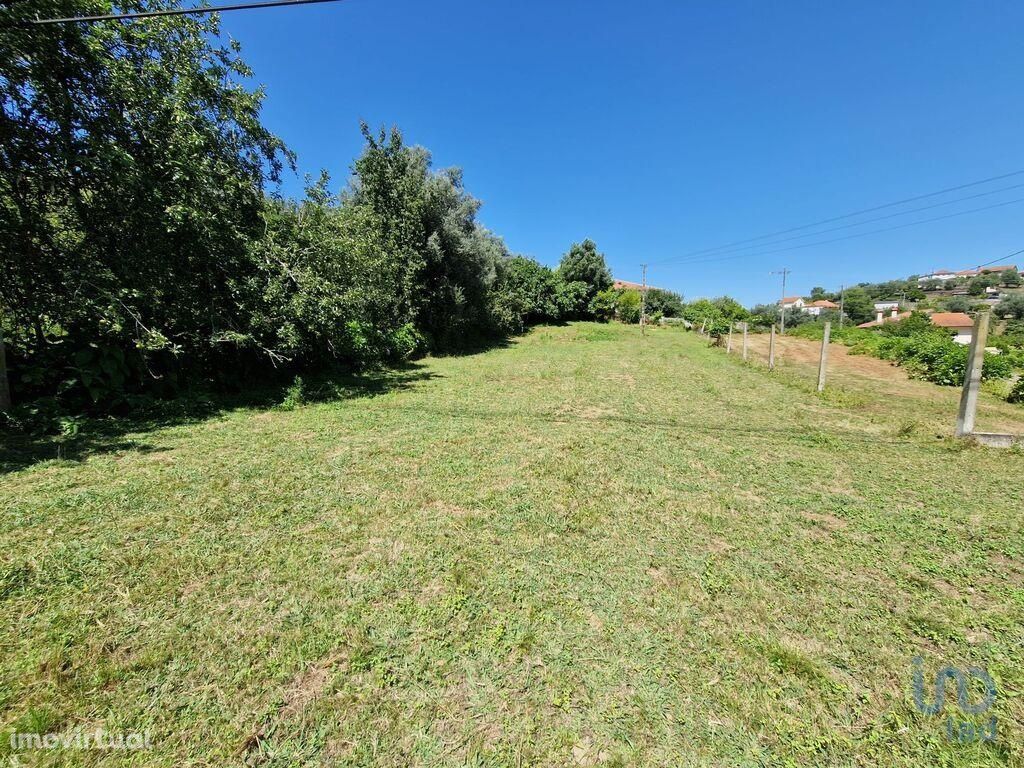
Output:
[{"xmin": 1, "ymin": 322, "xmax": 1022, "ymax": 767}]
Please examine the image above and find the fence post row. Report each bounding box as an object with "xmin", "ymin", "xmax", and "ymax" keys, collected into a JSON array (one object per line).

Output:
[{"xmin": 768, "ymin": 324, "xmax": 776, "ymax": 371}]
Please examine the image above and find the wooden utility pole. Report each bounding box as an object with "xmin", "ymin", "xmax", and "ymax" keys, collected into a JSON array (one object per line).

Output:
[
  {"xmin": 817, "ymin": 322, "xmax": 831, "ymax": 392},
  {"xmin": 640, "ymin": 263, "xmax": 648, "ymax": 336},
  {"xmin": 0, "ymin": 325, "xmax": 10, "ymax": 412},
  {"xmin": 742, "ymin": 322, "xmax": 749, "ymax": 361},
  {"xmin": 772, "ymin": 268, "xmax": 791, "ymax": 334},
  {"xmin": 769, "ymin": 324, "xmax": 777, "ymax": 370},
  {"xmin": 955, "ymin": 312, "xmax": 991, "ymax": 438}
]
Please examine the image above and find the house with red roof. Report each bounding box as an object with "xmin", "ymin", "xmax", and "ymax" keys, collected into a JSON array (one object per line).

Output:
[{"xmin": 930, "ymin": 312, "xmax": 975, "ymax": 344}]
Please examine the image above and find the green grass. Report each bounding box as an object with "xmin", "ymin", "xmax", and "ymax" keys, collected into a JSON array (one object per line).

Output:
[{"xmin": 1, "ymin": 322, "xmax": 1022, "ymax": 766}]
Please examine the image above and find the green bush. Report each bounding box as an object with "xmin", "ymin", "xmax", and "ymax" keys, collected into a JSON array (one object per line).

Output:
[{"xmin": 1008, "ymin": 377, "xmax": 1024, "ymax": 404}]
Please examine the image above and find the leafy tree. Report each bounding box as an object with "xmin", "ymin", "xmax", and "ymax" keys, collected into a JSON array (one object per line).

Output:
[
  {"xmin": 1001, "ymin": 267, "xmax": 1021, "ymax": 287},
  {"xmin": 589, "ymin": 288, "xmax": 618, "ymax": 322},
  {"xmin": 944, "ymin": 296, "xmax": 973, "ymax": 313},
  {"xmin": 1, "ymin": 0, "xmax": 288, "ymax": 403},
  {"xmin": 616, "ymin": 290, "xmax": 643, "ymax": 324},
  {"xmin": 841, "ymin": 287, "xmax": 874, "ymax": 324},
  {"xmin": 489, "ymin": 256, "xmax": 562, "ymax": 333},
  {"xmin": 967, "ymin": 274, "xmax": 999, "ymax": 296},
  {"xmin": 711, "ymin": 296, "xmax": 748, "ymax": 320},
  {"xmin": 809, "ymin": 286, "xmax": 827, "ymax": 300},
  {"xmin": 1000, "ymin": 294, "xmax": 1024, "ymax": 320},
  {"xmin": 644, "ymin": 288, "xmax": 684, "ymax": 318},
  {"xmin": 556, "ymin": 240, "xmax": 612, "ymax": 316}
]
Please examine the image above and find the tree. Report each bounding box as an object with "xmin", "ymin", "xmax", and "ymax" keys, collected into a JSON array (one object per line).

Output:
[
  {"xmin": 809, "ymin": 286, "xmax": 827, "ymax": 301},
  {"xmin": 1000, "ymin": 294, "xmax": 1024, "ymax": 320},
  {"xmin": 710, "ymin": 296, "xmax": 748, "ymax": 321},
  {"xmin": 967, "ymin": 274, "xmax": 999, "ymax": 296},
  {"xmin": 556, "ymin": 240, "xmax": 612, "ymax": 316},
  {"xmin": 841, "ymin": 287, "xmax": 874, "ymax": 325},
  {"xmin": 1001, "ymin": 267, "xmax": 1021, "ymax": 287},
  {"xmin": 589, "ymin": 288, "xmax": 618, "ymax": 322},
  {"xmin": 644, "ymin": 288, "xmax": 684, "ymax": 318},
  {"xmin": 944, "ymin": 296, "xmax": 973, "ymax": 313},
  {"xmin": 1, "ymin": 0, "xmax": 288, "ymax": 402},
  {"xmin": 489, "ymin": 256, "xmax": 562, "ymax": 333},
  {"xmin": 616, "ymin": 290, "xmax": 643, "ymax": 324}
]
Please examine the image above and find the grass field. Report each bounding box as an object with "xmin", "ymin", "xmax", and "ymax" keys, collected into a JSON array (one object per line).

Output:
[{"xmin": 1, "ymin": 322, "xmax": 1022, "ymax": 767}]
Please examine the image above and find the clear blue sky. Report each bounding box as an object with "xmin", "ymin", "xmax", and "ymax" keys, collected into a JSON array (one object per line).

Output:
[{"xmin": 224, "ymin": 0, "xmax": 1024, "ymax": 305}]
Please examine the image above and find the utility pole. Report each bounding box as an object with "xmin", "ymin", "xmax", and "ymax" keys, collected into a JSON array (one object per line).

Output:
[
  {"xmin": 955, "ymin": 312, "xmax": 991, "ymax": 438},
  {"xmin": 772, "ymin": 268, "xmax": 791, "ymax": 335},
  {"xmin": 640, "ymin": 264, "xmax": 648, "ymax": 336},
  {"xmin": 837, "ymin": 284, "xmax": 846, "ymax": 330}
]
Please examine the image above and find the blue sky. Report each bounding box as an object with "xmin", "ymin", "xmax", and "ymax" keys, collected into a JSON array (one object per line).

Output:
[{"xmin": 224, "ymin": 0, "xmax": 1024, "ymax": 305}]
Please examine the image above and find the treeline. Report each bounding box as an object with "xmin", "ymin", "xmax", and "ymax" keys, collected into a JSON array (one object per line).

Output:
[{"xmin": 0, "ymin": 3, "xmax": 684, "ymax": 426}]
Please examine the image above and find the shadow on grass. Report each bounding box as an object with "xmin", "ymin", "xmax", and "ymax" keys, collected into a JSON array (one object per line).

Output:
[{"xmin": 0, "ymin": 362, "xmax": 440, "ymax": 475}]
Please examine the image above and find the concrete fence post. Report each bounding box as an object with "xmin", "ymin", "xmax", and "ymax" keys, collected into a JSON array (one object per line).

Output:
[
  {"xmin": 726, "ymin": 323, "xmax": 733, "ymax": 354},
  {"xmin": 0, "ymin": 326, "xmax": 10, "ymax": 412},
  {"xmin": 768, "ymin": 324, "xmax": 776, "ymax": 371},
  {"xmin": 955, "ymin": 312, "xmax": 991, "ymax": 438},
  {"xmin": 700, "ymin": 318, "xmax": 707, "ymax": 336},
  {"xmin": 817, "ymin": 322, "xmax": 831, "ymax": 393},
  {"xmin": 742, "ymin": 322, "xmax": 749, "ymax": 361}
]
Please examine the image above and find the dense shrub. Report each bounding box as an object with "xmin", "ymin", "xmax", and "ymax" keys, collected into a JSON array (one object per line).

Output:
[{"xmin": 1008, "ymin": 377, "xmax": 1024, "ymax": 404}]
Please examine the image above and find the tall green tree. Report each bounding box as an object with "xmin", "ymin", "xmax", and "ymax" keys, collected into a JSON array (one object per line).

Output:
[
  {"xmin": 0, "ymin": 0, "xmax": 288, "ymax": 401},
  {"xmin": 556, "ymin": 239, "xmax": 612, "ymax": 317}
]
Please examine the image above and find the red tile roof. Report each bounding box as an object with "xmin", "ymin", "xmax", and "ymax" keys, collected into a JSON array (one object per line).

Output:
[
  {"xmin": 780, "ymin": 296, "xmax": 802, "ymax": 304},
  {"xmin": 807, "ymin": 300, "xmax": 838, "ymax": 308},
  {"xmin": 930, "ymin": 312, "xmax": 974, "ymax": 328}
]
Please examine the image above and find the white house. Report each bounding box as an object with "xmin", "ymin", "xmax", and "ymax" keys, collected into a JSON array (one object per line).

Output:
[
  {"xmin": 930, "ymin": 312, "xmax": 975, "ymax": 344},
  {"xmin": 803, "ymin": 299, "xmax": 838, "ymax": 317},
  {"xmin": 918, "ymin": 269, "xmax": 957, "ymax": 283},
  {"xmin": 874, "ymin": 301, "xmax": 900, "ymax": 312},
  {"xmin": 780, "ymin": 296, "xmax": 804, "ymax": 310}
]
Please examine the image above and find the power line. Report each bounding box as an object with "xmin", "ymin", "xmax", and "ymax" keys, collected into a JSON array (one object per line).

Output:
[
  {"xmin": 21, "ymin": 0, "xmax": 344, "ymax": 25},
  {"xmin": 664, "ymin": 196, "xmax": 1024, "ymax": 269},
  {"xmin": 653, "ymin": 181, "xmax": 1024, "ymax": 266},
  {"xmin": 975, "ymin": 247, "xmax": 1024, "ymax": 270},
  {"xmin": 650, "ymin": 169, "xmax": 1024, "ymax": 266}
]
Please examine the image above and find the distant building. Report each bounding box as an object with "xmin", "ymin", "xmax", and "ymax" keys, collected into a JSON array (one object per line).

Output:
[
  {"xmin": 873, "ymin": 300, "xmax": 901, "ymax": 312},
  {"xmin": 858, "ymin": 308, "xmax": 910, "ymax": 328},
  {"xmin": 918, "ymin": 264, "xmax": 1017, "ymax": 284},
  {"xmin": 930, "ymin": 312, "xmax": 975, "ymax": 344},
  {"xmin": 780, "ymin": 296, "xmax": 804, "ymax": 310},
  {"xmin": 804, "ymin": 299, "xmax": 838, "ymax": 317},
  {"xmin": 612, "ymin": 279, "xmax": 645, "ymax": 291},
  {"xmin": 918, "ymin": 269, "xmax": 957, "ymax": 283}
]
